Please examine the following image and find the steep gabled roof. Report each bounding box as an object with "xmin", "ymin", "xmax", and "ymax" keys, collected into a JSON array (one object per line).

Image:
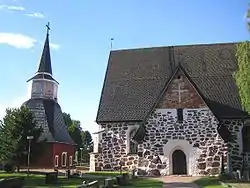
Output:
[{"xmin": 96, "ymin": 42, "xmax": 249, "ymax": 123}]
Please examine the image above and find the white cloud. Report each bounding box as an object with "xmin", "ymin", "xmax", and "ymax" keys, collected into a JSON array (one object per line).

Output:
[
  {"xmin": 7, "ymin": 5, "xmax": 25, "ymax": 11},
  {"xmin": 0, "ymin": 4, "xmax": 44, "ymax": 19},
  {"xmin": 0, "ymin": 83, "xmax": 31, "ymax": 121},
  {"xmin": 25, "ymin": 12, "xmax": 44, "ymax": 19},
  {"xmin": 50, "ymin": 43, "xmax": 60, "ymax": 50},
  {"xmin": 0, "ymin": 4, "xmax": 25, "ymax": 11},
  {"xmin": 0, "ymin": 33, "xmax": 37, "ymax": 49}
]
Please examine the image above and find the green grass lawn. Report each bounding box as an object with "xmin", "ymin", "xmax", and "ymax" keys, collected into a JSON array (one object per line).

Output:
[
  {"xmin": 193, "ymin": 176, "xmax": 224, "ymax": 188},
  {"xmin": 0, "ymin": 173, "xmax": 83, "ymax": 188},
  {"xmin": 85, "ymin": 171, "xmax": 125, "ymax": 177},
  {"xmin": 84, "ymin": 172, "xmax": 163, "ymax": 187},
  {"xmin": 126, "ymin": 178, "xmax": 163, "ymax": 188},
  {"xmin": 0, "ymin": 172, "xmax": 163, "ymax": 188}
]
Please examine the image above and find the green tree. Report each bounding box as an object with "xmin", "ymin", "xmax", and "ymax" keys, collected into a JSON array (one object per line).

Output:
[
  {"xmin": 0, "ymin": 106, "xmax": 42, "ymax": 167},
  {"xmin": 235, "ymin": 5, "xmax": 250, "ymax": 113},
  {"xmin": 68, "ymin": 120, "xmax": 83, "ymax": 147},
  {"xmin": 63, "ymin": 112, "xmax": 93, "ymax": 151},
  {"xmin": 62, "ymin": 112, "xmax": 73, "ymax": 128},
  {"xmin": 235, "ymin": 41, "xmax": 250, "ymax": 113},
  {"xmin": 62, "ymin": 112, "xmax": 93, "ymax": 164},
  {"xmin": 81, "ymin": 130, "xmax": 93, "ymax": 152}
]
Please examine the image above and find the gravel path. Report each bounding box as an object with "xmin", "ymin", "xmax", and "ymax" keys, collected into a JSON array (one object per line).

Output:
[{"xmin": 160, "ymin": 176, "xmax": 201, "ymax": 188}]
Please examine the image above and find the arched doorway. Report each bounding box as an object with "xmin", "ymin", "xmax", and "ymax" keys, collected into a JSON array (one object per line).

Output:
[{"xmin": 172, "ymin": 150, "xmax": 187, "ymax": 175}]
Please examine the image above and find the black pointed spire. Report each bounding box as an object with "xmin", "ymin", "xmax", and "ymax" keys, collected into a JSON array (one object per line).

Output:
[
  {"xmin": 27, "ymin": 22, "xmax": 58, "ymax": 84},
  {"xmin": 37, "ymin": 22, "xmax": 52, "ymax": 75}
]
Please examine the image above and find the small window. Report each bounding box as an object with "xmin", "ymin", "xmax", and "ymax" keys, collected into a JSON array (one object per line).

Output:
[
  {"xmin": 129, "ymin": 129, "xmax": 138, "ymax": 154},
  {"xmin": 177, "ymin": 108, "xmax": 183, "ymax": 122},
  {"xmin": 69, "ymin": 156, "xmax": 73, "ymax": 166},
  {"xmin": 61, "ymin": 152, "xmax": 67, "ymax": 167},
  {"xmin": 54, "ymin": 155, "xmax": 59, "ymax": 167},
  {"xmin": 130, "ymin": 141, "xmax": 138, "ymax": 154}
]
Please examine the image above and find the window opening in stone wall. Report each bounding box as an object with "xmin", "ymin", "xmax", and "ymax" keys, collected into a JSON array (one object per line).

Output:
[
  {"xmin": 129, "ymin": 129, "xmax": 138, "ymax": 154},
  {"xmin": 242, "ymin": 126, "xmax": 250, "ymax": 152},
  {"xmin": 177, "ymin": 108, "xmax": 183, "ymax": 122}
]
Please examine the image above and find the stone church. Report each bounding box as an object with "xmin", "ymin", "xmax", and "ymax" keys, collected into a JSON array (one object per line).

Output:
[
  {"xmin": 22, "ymin": 26, "xmax": 76, "ymax": 169},
  {"xmin": 90, "ymin": 42, "xmax": 250, "ymax": 176}
]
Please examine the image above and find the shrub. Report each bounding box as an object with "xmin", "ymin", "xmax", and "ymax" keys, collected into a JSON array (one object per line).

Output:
[{"xmin": 4, "ymin": 163, "xmax": 15, "ymax": 173}]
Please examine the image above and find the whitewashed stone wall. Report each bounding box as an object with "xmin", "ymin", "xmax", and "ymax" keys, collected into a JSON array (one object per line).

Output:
[
  {"xmin": 138, "ymin": 108, "xmax": 227, "ymax": 176},
  {"xmin": 92, "ymin": 107, "xmax": 229, "ymax": 176},
  {"xmin": 92, "ymin": 122, "xmax": 139, "ymax": 171},
  {"xmin": 222, "ymin": 119, "xmax": 246, "ymax": 171}
]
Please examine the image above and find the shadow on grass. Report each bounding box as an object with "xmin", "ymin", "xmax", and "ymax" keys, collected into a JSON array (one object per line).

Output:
[
  {"xmin": 0, "ymin": 173, "xmax": 87, "ymax": 188},
  {"xmin": 193, "ymin": 177, "xmax": 223, "ymax": 188},
  {"xmin": 85, "ymin": 171, "xmax": 127, "ymax": 177},
  {"xmin": 124, "ymin": 178, "xmax": 163, "ymax": 188},
  {"xmin": 0, "ymin": 172, "xmax": 164, "ymax": 188}
]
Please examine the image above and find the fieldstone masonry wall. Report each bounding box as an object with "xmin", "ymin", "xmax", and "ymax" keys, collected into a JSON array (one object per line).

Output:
[
  {"xmin": 139, "ymin": 108, "xmax": 227, "ymax": 175},
  {"xmin": 222, "ymin": 119, "xmax": 245, "ymax": 171},
  {"xmin": 91, "ymin": 122, "xmax": 139, "ymax": 171},
  {"xmin": 91, "ymin": 107, "xmax": 227, "ymax": 175}
]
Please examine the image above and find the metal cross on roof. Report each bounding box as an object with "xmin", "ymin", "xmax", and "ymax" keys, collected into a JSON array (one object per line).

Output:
[{"xmin": 46, "ymin": 22, "xmax": 51, "ymax": 35}]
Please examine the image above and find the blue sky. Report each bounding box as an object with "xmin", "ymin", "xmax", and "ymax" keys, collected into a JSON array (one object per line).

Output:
[{"xmin": 0, "ymin": 0, "xmax": 249, "ymax": 134}]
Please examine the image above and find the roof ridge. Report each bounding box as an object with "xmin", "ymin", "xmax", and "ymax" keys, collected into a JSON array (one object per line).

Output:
[{"xmin": 111, "ymin": 41, "xmax": 242, "ymax": 53}]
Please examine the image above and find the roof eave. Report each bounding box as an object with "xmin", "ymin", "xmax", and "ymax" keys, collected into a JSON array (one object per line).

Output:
[{"xmin": 96, "ymin": 119, "xmax": 143, "ymax": 124}]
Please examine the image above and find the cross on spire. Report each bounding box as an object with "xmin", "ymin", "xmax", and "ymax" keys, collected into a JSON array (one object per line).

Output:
[{"xmin": 46, "ymin": 22, "xmax": 51, "ymax": 35}]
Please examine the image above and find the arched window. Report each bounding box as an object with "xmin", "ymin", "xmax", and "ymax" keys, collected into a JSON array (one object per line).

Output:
[
  {"xmin": 61, "ymin": 152, "xmax": 67, "ymax": 167},
  {"xmin": 242, "ymin": 126, "xmax": 250, "ymax": 152},
  {"xmin": 54, "ymin": 155, "xmax": 59, "ymax": 167},
  {"xmin": 129, "ymin": 129, "xmax": 138, "ymax": 154},
  {"xmin": 69, "ymin": 156, "xmax": 73, "ymax": 166}
]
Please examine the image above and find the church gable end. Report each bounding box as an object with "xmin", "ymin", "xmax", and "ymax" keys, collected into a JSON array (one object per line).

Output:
[{"xmin": 157, "ymin": 67, "xmax": 206, "ymax": 109}]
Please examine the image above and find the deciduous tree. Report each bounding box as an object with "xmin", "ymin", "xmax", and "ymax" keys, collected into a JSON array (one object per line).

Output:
[
  {"xmin": 63, "ymin": 112, "xmax": 93, "ymax": 152},
  {"xmin": 235, "ymin": 6, "xmax": 250, "ymax": 113},
  {"xmin": 0, "ymin": 106, "xmax": 42, "ymax": 168},
  {"xmin": 235, "ymin": 41, "xmax": 250, "ymax": 113}
]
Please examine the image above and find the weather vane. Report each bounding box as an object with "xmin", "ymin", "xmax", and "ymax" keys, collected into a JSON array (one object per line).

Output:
[
  {"xmin": 46, "ymin": 22, "xmax": 51, "ymax": 35},
  {"xmin": 110, "ymin": 38, "xmax": 114, "ymax": 50}
]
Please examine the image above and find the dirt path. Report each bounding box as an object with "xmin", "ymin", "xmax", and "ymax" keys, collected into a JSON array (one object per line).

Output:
[{"xmin": 160, "ymin": 176, "xmax": 201, "ymax": 188}]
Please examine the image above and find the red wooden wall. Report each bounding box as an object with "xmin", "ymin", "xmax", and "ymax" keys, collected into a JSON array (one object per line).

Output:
[
  {"xmin": 52, "ymin": 142, "xmax": 76, "ymax": 169},
  {"xmin": 30, "ymin": 142, "xmax": 75, "ymax": 169}
]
